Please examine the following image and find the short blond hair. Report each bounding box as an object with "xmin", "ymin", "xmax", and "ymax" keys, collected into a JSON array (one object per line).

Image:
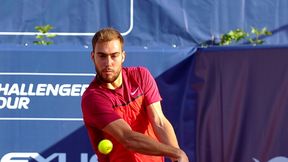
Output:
[{"xmin": 92, "ymin": 27, "xmax": 124, "ymax": 51}]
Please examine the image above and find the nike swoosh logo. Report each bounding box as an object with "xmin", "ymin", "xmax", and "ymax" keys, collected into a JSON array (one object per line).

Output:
[{"xmin": 131, "ymin": 87, "xmax": 139, "ymax": 95}]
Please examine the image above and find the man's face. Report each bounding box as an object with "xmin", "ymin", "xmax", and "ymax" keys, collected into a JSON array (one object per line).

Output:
[{"xmin": 91, "ymin": 39, "xmax": 125, "ymax": 83}]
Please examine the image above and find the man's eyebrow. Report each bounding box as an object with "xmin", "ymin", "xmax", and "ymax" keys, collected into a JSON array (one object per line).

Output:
[{"xmin": 96, "ymin": 52, "xmax": 120, "ymax": 55}]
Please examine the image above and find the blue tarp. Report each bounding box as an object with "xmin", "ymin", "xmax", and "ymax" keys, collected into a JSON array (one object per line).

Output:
[{"xmin": 194, "ymin": 46, "xmax": 288, "ymax": 162}]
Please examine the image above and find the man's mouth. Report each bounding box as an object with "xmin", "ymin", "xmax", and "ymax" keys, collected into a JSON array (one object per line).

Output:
[{"xmin": 103, "ymin": 69, "xmax": 113, "ymax": 74}]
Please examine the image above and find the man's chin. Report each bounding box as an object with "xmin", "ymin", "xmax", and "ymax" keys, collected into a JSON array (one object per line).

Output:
[{"xmin": 99, "ymin": 76, "xmax": 117, "ymax": 83}]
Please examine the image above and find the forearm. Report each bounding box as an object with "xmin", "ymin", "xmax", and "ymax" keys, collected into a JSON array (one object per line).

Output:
[
  {"xmin": 102, "ymin": 119, "xmax": 183, "ymax": 159},
  {"xmin": 122, "ymin": 130, "xmax": 182, "ymax": 159},
  {"xmin": 146, "ymin": 102, "xmax": 180, "ymax": 148},
  {"xmin": 152, "ymin": 117, "xmax": 180, "ymax": 148}
]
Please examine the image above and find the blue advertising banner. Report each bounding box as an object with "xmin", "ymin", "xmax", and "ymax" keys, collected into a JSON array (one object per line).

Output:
[
  {"xmin": 0, "ymin": 46, "xmax": 95, "ymax": 162},
  {"xmin": 0, "ymin": 45, "xmax": 196, "ymax": 162}
]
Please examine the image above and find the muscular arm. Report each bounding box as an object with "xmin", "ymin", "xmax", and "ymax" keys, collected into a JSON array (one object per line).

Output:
[
  {"xmin": 146, "ymin": 101, "xmax": 180, "ymax": 148},
  {"xmin": 102, "ymin": 118, "xmax": 187, "ymax": 161}
]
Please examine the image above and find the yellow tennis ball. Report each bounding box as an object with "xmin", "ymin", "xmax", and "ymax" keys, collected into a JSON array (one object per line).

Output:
[{"xmin": 98, "ymin": 139, "xmax": 113, "ymax": 154}]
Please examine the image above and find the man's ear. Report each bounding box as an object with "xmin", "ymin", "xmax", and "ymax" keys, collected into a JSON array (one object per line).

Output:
[
  {"xmin": 90, "ymin": 51, "xmax": 94, "ymax": 60},
  {"xmin": 122, "ymin": 51, "xmax": 126, "ymax": 63}
]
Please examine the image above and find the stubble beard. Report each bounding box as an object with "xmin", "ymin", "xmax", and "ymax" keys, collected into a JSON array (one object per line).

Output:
[{"xmin": 96, "ymin": 67, "xmax": 121, "ymax": 83}]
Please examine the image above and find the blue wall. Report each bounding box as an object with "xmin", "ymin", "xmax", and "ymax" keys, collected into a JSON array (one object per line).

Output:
[{"xmin": 0, "ymin": 0, "xmax": 288, "ymax": 46}]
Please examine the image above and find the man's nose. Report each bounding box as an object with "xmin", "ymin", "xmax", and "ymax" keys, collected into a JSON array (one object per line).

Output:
[{"xmin": 105, "ymin": 56, "xmax": 113, "ymax": 66}]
